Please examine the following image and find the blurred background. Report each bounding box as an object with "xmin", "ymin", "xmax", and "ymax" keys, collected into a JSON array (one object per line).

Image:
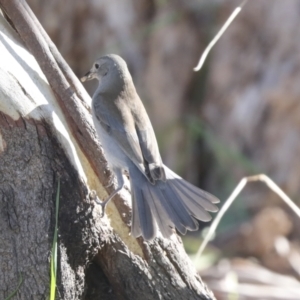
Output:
[{"xmin": 27, "ymin": 0, "xmax": 300, "ymax": 298}]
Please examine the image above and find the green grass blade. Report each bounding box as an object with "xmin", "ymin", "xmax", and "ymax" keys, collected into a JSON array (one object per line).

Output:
[{"xmin": 50, "ymin": 179, "xmax": 60, "ymax": 300}]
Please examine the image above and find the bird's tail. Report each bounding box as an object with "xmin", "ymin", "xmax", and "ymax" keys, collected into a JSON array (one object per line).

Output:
[{"xmin": 130, "ymin": 165, "xmax": 219, "ymax": 240}]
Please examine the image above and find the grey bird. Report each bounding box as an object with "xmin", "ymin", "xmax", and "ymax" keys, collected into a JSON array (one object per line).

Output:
[{"xmin": 81, "ymin": 54, "xmax": 219, "ymax": 240}]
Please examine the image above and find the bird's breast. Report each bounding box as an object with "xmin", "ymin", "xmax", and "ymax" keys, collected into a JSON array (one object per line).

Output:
[{"xmin": 92, "ymin": 111, "xmax": 129, "ymax": 170}]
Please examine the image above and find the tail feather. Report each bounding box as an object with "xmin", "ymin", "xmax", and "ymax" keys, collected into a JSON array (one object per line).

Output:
[
  {"xmin": 131, "ymin": 181, "xmax": 156, "ymax": 240},
  {"xmin": 150, "ymin": 187, "xmax": 186, "ymax": 234},
  {"xmin": 159, "ymin": 183, "xmax": 199, "ymax": 231},
  {"xmin": 165, "ymin": 167, "xmax": 219, "ymax": 209},
  {"xmin": 131, "ymin": 184, "xmax": 142, "ymax": 238},
  {"xmin": 169, "ymin": 181, "xmax": 212, "ymax": 222},
  {"xmin": 143, "ymin": 184, "xmax": 173, "ymax": 238},
  {"xmin": 178, "ymin": 178, "xmax": 220, "ymax": 206},
  {"xmin": 129, "ymin": 165, "xmax": 219, "ymax": 240},
  {"xmin": 151, "ymin": 185, "xmax": 188, "ymax": 235}
]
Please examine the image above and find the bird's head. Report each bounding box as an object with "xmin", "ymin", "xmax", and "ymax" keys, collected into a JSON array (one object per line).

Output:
[{"xmin": 81, "ymin": 54, "xmax": 132, "ymax": 94}]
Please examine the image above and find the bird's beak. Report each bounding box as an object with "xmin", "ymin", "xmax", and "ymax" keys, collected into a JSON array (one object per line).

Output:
[{"xmin": 80, "ymin": 70, "xmax": 95, "ymax": 82}]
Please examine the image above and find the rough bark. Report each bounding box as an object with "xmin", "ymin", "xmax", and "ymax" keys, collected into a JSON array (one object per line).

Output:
[
  {"xmin": 0, "ymin": 114, "xmax": 102, "ymax": 298},
  {"xmin": 0, "ymin": 1, "xmax": 215, "ymax": 299}
]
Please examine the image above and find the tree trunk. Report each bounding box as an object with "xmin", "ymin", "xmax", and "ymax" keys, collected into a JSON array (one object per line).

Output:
[{"xmin": 0, "ymin": 1, "xmax": 215, "ymax": 299}]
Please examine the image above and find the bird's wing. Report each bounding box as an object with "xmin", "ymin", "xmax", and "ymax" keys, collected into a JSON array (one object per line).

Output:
[
  {"xmin": 131, "ymin": 96, "xmax": 166, "ymax": 181},
  {"xmin": 93, "ymin": 94, "xmax": 146, "ymax": 172}
]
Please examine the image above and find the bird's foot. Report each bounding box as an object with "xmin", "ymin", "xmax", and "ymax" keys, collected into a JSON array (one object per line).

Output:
[{"xmin": 89, "ymin": 190, "xmax": 108, "ymax": 217}]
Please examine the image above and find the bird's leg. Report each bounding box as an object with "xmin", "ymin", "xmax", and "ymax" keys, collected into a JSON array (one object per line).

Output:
[
  {"xmin": 96, "ymin": 187, "xmax": 123, "ymax": 217},
  {"xmin": 91, "ymin": 168, "xmax": 124, "ymax": 217}
]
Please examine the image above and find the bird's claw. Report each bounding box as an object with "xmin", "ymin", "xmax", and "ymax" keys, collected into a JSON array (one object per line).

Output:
[{"xmin": 89, "ymin": 190, "xmax": 107, "ymax": 217}]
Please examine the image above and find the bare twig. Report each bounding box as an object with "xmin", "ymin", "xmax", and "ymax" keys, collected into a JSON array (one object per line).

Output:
[
  {"xmin": 193, "ymin": 0, "xmax": 247, "ymax": 72},
  {"xmin": 22, "ymin": 1, "xmax": 91, "ymax": 111},
  {"xmin": 195, "ymin": 174, "xmax": 300, "ymax": 260}
]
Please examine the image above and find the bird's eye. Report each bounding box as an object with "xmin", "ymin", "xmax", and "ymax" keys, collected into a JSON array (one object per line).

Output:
[{"xmin": 95, "ymin": 63, "xmax": 99, "ymax": 69}]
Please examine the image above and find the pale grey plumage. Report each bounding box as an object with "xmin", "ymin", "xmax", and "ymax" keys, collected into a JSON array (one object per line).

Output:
[{"xmin": 81, "ymin": 54, "xmax": 219, "ymax": 240}]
